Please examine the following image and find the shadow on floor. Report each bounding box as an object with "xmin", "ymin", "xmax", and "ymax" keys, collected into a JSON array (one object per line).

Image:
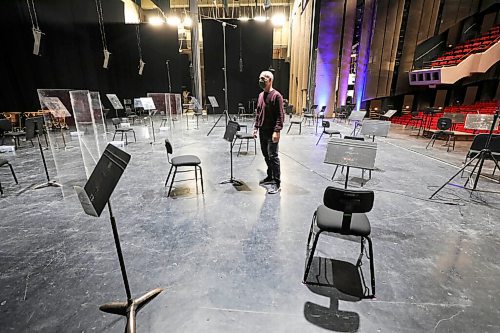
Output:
[{"xmin": 304, "ymin": 257, "xmax": 364, "ymax": 332}]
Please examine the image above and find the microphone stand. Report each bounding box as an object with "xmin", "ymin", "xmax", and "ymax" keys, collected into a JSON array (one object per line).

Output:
[
  {"xmin": 166, "ymin": 60, "xmax": 172, "ymax": 93},
  {"xmin": 206, "ymin": 18, "xmax": 237, "ymax": 136}
]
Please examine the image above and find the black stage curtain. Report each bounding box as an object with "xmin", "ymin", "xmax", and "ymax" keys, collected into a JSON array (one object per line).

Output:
[
  {"xmin": 0, "ymin": 0, "xmax": 181, "ymax": 113},
  {"xmin": 202, "ymin": 19, "xmax": 274, "ymax": 114}
]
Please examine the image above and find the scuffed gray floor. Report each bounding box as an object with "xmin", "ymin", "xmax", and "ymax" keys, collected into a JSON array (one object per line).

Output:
[{"xmin": 1, "ymin": 116, "xmax": 499, "ymax": 332}]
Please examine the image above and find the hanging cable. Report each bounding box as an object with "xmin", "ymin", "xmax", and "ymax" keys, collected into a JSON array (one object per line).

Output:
[
  {"xmin": 95, "ymin": 0, "xmax": 111, "ymax": 68},
  {"xmin": 136, "ymin": 25, "xmax": 145, "ymax": 75},
  {"xmin": 26, "ymin": 0, "xmax": 43, "ymax": 55}
]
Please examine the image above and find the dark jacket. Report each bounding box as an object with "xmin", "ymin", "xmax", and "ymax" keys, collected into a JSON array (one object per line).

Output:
[{"xmin": 254, "ymin": 89, "xmax": 284, "ymax": 132}]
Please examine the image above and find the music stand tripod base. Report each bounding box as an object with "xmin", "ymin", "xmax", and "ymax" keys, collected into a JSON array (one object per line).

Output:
[
  {"xmin": 220, "ymin": 178, "xmax": 244, "ymax": 186},
  {"xmin": 99, "ymin": 287, "xmax": 164, "ymax": 333},
  {"xmin": 33, "ymin": 180, "xmax": 62, "ymax": 189}
]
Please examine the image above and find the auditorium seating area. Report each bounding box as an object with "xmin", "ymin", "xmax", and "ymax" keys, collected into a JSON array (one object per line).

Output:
[
  {"xmin": 429, "ymin": 25, "xmax": 500, "ymax": 68},
  {"xmin": 391, "ymin": 100, "xmax": 499, "ymax": 134}
]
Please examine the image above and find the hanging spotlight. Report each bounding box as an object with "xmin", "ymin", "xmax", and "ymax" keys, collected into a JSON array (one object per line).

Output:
[
  {"xmin": 271, "ymin": 14, "xmax": 286, "ymax": 27},
  {"xmin": 167, "ymin": 16, "xmax": 181, "ymax": 26},
  {"xmin": 263, "ymin": 0, "xmax": 271, "ymax": 11},
  {"xmin": 103, "ymin": 49, "xmax": 111, "ymax": 69},
  {"xmin": 138, "ymin": 59, "xmax": 145, "ymax": 75},
  {"xmin": 32, "ymin": 28, "xmax": 43, "ymax": 55},
  {"xmin": 148, "ymin": 16, "xmax": 164, "ymax": 26}
]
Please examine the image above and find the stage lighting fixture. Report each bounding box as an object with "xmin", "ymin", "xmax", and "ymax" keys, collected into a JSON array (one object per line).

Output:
[
  {"xmin": 238, "ymin": 16, "xmax": 250, "ymax": 21},
  {"xmin": 148, "ymin": 16, "xmax": 164, "ymax": 26},
  {"xmin": 271, "ymin": 14, "xmax": 286, "ymax": 26},
  {"xmin": 263, "ymin": 0, "xmax": 271, "ymax": 11},
  {"xmin": 103, "ymin": 49, "xmax": 111, "ymax": 69},
  {"xmin": 32, "ymin": 28, "xmax": 43, "ymax": 55},
  {"xmin": 167, "ymin": 16, "xmax": 181, "ymax": 26},
  {"xmin": 254, "ymin": 15, "xmax": 267, "ymax": 22},
  {"xmin": 138, "ymin": 59, "xmax": 145, "ymax": 75}
]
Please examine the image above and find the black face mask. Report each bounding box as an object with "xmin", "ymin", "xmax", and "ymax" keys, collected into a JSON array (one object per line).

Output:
[{"xmin": 259, "ymin": 80, "xmax": 266, "ymax": 89}]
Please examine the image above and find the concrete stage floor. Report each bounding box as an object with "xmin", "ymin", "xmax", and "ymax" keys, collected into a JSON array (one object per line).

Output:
[{"xmin": 1, "ymin": 115, "xmax": 499, "ymax": 332}]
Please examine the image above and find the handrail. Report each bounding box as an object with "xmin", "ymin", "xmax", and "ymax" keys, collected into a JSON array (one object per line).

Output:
[{"xmin": 414, "ymin": 41, "xmax": 444, "ymax": 62}]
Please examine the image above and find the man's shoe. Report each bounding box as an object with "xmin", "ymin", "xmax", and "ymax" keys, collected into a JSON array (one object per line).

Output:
[
  {"xmin": 259, "ymin": 177, "xmax": 275, "ymax": 185},
  {"xmin": 267, "ymin": 184, "xmax": 281, "ymax": 194}
]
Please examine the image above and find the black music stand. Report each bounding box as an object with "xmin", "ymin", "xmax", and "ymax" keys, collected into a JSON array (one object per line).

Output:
[
  {"xmin": 220, "ymin": 120, "xmax": 243, "ymax": 186},
  {"xmin": 325, "ymin": 138, "xmax": 377, "ymax": 188},
  {"xmin": 430, "ymin": 109, "xmax": 500, "ymax": 198},
  {"xmin": 74, "ymin": 144, "xmax": 163, "ymax": 333},
  {"xmin": 26, "ymin": 117, "xmax": 62, "ymax": 189},
  {"xmin": 207, "ymin": 96, "xmax": 227, "ymax": 136}
]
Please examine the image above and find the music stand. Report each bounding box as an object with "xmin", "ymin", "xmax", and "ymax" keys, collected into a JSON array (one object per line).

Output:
[
  {"xmin": 106, "ymin": 94, "xmax": 124, "ymax": 118},
  {"xmin": 74, "ymin": 144, "xmax": 163, "ymax": 333},
  {"xmin": 27, "ymin": 117, "xmax": 62, "ymax": 189},
  {"xmin": 220, "ymin": 120, "xmax": 243, "ymax": 186},
  {"xmin": 324, "ymin": 138, "xmax": 377, "ymax": 188},
  {"xmin": 138, "ymin": 97, "xmax": 158, "ymax": 143},
  {"xmin": 360, "ymin": 119, "xmax": 390, "ymax": 142},
  {"xmin": 430, "ymin": 110, "xmax": 500, "ymax": 198},
  {"xmin": 348, "ymin": 111, "xmax": 367, "ymax": 136},
  {"xmin": 187, "ymin": 97, "xmax": 203, "ymax": 130},
  {"xmin": 207, "ymin": 95, "xmax": 227, "ymax": 136}
]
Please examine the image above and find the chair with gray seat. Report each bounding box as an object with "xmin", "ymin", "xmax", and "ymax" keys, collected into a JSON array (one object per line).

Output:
[
  {"xmin": 287, "ymin": 113, "xmax": 303, "ymax": 134},
  {"xmin": 164, "ymin": 139, "xmax": 204, "ymax": 197},
  {"xmin": 0, "ymin": 158, "xmax": 18, "ymax": 195},
  {"xmin": 0, "ymin": 119, "xmax": 26, "ymax": 148},
  {"xmin": 462, "ymin": 134, "xmax": 500, "ymax": 177},
  {"xmin": 316, "ymin": 120, "xmax": 342, "ymax": 145},
  {"xmin": 303, "ymin": 186, "xmax": 376, "ymax": 298},
  {"xmin": 304, "ymin": 105, "xmax": 318, "ymax": 126},
  {"xmin": 233, "ymin": 122, "xmax": 257, "ymax": 156},
  {"xmin": 111, "ymin": 118, "xmax": 136, "ymax": 144},
  {"xmin": 426, "ymin": 117, "xmax": 455, "ymax": 152}
]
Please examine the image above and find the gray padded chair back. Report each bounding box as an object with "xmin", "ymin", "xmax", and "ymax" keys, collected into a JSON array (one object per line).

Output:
[
  {"xmin": 164, "ymin": 139, "xmax": 173, "ymax": 155},
  {"xmin": 323, "ymin": 186, "xmax": 374, "ymax": 214},
  {"xmin": 437, "ymin": 117, "xmax": 452, "ymax": 130}
]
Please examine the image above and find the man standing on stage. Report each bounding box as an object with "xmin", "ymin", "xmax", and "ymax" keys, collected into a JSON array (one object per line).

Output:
[{"xmin": 253, "ymin": 70, "xmax": 285, "ymax": 194}]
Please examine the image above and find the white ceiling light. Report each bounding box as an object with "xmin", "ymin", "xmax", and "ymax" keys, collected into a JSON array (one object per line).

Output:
[
  {"xmin": 148, "ymin": 16, "xmax": 164, "ymax": 26},
  {"xmin": 167, "ymin": 16, "xmax": 181, "ymax": 26},
  {"xmin": 271, "ymin": 14, "xmax": 286, "ymax": 26},
  {"xmin": 238, "ymin": 16, "xmax": 250, "ymax": 22},
  {"xmin": 183, "ymin": 16, "xmax": 192, "ymax": 27}
]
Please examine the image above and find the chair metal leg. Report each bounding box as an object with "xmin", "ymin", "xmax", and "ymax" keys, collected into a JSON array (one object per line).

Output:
[
  {"xmin": 195, "ymin": 166, "xmax": 198, "ymax": 190},
  {"xmin": 303, "ymin": 231, "xmax": 322, "ymax": 283},
  {"xmin": 132, "ymin": 130, "xmax": 136, "ymax": 142},
  {"xmin": 287, "ymin": 123, "xmax": 292, "ymax": 134},
  {"xmin": 237, "ymin": 140, "xmax": 243, "ymax": 156},
  {"xmin": 299, "ymin": 123, "xmax": 302, "ymax": 135},
  {"xmin": 198, "ymin": 165, "xmax": 204, "ymax": 193},
  {"xmin": 306, "ymin": 212, "xmax": 317, "ymax": 247},
  {"xmin": 365, "ymin": 236, "xmax": 376, "ymax": 297},
  {"xmin": 8, "ymin": 163, "xmax": 18, "ymax": 184},
  {"xmin": 113, "ymin": 131, "xmax": 117, "ymax": 141},
  {"xmin": 426, "ymin": 134, "xmax": 436, "ymax": 149},
  {"xmin": 167, "ymin": 167, "xmax": 177, "ymax": 197},
  {"xmin": 165, "ymin": 165, "xmax": 174, "ymax": 186},
  {"xmin": 316, "ymin": 132, "xmax": 324, "ymax": 145},
  {"xmin": 254, "ymin": 138, "xmax": 257, "ymax": 155},
  {"xmin": 332, "ymin": 165, "xmax": 339, "ymax": 180}
]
